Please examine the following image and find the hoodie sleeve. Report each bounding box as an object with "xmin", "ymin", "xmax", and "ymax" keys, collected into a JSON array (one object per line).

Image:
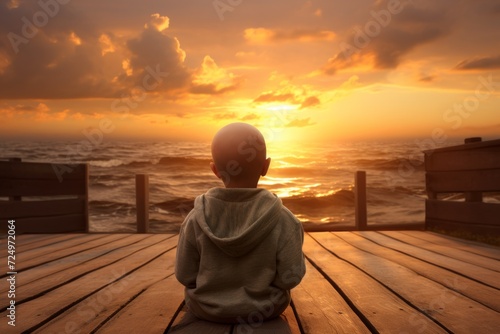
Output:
[
  {"xmin": 273, "ymin": 208, "xmax": 306, "ymax": 290},
  {"xmin": 175, "ymin": 211, "xmax": 200, "ymax": 289}
]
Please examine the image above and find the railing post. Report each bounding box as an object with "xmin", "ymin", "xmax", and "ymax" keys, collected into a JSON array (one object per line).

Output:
[
  {"xmin": 136, "ymin": 174, "xmax": 149, "ymax": 233},
  {"xmin": 464, "ymin": 137, "xmax": 483, "ymax": 202},
  {"xmin": 9, "ymin": 158, "xmax": 22, "ymax": 201},
  {"xmin": 355, "ymin": 171, "xmax": 367, "ymax": 230}
]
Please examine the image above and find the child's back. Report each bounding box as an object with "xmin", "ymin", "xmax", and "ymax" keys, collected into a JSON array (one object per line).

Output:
[{"xmin": 175, "ymin": 123, "xmax": 305, "ymax": 324}]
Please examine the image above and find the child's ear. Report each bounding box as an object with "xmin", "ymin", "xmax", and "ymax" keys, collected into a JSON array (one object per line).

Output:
[
  {"xmin": 261, "ymin": 157, "xmax": 271, "ymax": 176},
  {"xmin": 210, "ymin": 162, "xmax": 221, "ymax": 179}
]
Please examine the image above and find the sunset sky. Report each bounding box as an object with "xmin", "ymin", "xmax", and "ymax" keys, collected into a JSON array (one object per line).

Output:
[{"xmin": 0, "ymin": 0, "xmax": 499, "ymax": 144}]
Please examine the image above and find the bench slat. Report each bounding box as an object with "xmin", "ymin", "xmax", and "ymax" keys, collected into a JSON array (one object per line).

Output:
[
  {"xmin": 0, "ymin": 161, "xmax": 87, "ymax": 180},
  {"xmin": 0, "ymin": 178, "xmax": 86, "ymax": 197},
  {"xmin": 0, "ymin": 213, "xmax": 88, "ymax": 233},
  {"xmin": 0, "ymin": 198, "xmax": 86, "ymax": 218},
  {"xmin": 426, "ymin": 200, "xmax": 500, "ymax": 226}
]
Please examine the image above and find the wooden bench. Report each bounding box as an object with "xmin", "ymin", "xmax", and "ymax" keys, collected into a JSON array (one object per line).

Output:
[
  {"xmin": 0, "ymin": 158, "xmax": 89, "ymax": 233},
  {"xmin": 424, "ymin": 138, "xmax": 500, "ymax": 243}
]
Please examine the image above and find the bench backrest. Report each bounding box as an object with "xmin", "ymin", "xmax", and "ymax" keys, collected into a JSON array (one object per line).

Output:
[
  {"xmin": 0, "ymin": 159, "xmax": 89, "ymax": 233},
  {"xmin": 424, "ymin": 138, "xmax": 500, "ymax": 238}
]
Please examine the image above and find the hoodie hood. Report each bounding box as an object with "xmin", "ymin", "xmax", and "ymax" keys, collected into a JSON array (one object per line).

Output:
[{"xmin": 193, "ymin": 187, "xmax": 282, "ymax": 257}]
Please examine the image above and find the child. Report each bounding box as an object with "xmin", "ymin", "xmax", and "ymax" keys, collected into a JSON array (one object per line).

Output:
[{"xmin": 175, "ymin": 122, "xmax": 306, "ymax": 325}]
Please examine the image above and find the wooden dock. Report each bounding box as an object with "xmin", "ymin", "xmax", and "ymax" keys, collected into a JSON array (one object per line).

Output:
[{"xmin": 1, "ymin": 231, "xmax": 499, "ymax": 333}]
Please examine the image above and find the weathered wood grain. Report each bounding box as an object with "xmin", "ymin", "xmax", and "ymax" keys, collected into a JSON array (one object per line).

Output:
[
  {"xmin": 313, "ymin": 232, "xmax": 500, "ymax": 333},
  {"xmin": 400, "ymin": 231, "xmax": 500, "ymax": 260},
  {"xmin": 97, "ymin": 275, "xmax": 186, "ymax": 334},
  {"xmin": 303, "ymin": 233, "xmax": 447, "ymax": 333},
  {"xmin": 34, "ymin": 239, "xmax": 178, "ymax": 333},
  {"xmin": 342, "ymin": 232, "xmax": 500, "ymax": 312},
  {"xmin": 292, "ymin": 261, "xmax": 371, "ymax": 333},
  {"xmin": 380, "ymin": 231, "xmax": 500, "ymax": 272}
]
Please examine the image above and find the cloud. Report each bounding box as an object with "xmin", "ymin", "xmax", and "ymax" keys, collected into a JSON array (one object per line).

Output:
[
  {"xmin": 0, "ymin": 4, "xmax": 241, "ymax": 102},
  {"xmin": 212, "ymin": 112, "xmax": 237, "ymax": 120},
  {"xmin": 254, "ymin": 92, "xmax": 296, "ymax": 103},
  {"xmin": 322, "ymin": 1, "xmax": 452, "ymax": 75},
  {"xmin": 455, "ymin": 55, "xmax": 500, "ymax": 70},
  {"xmin": 0, "ymin": 102, "xmax": 69, "ymax": 121},
  {"xmin": 244, "ymin": 27, "xmax": 335, "ymax": 44},
  {"xmin": 253, "ymin": 83, "xmax": 321, "ymax": 110},
  {"xmin": 286, "ymin": 117, "xmax": 315, "ymax": 128},
  {"xmin": 124, "ymin": 14, "xmax": 191, "ymax": 93},
  {"xmin": 190, "ymin": 56, "xmax": 243, "ymax": 95}
]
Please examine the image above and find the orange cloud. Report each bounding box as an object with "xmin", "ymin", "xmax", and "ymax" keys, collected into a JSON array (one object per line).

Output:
[
  {"xmin": 286, "ymin": 117, "xmax": 315, "ymax": 128},
  {"xmin": 244, "ymin": 27, "xmax": 335, "ymax": 44},
  {"xmin": 190, "ymin": 56, "xmax": 243, "ymax": 95},
  {"xmin": 455, "ymin": 55, "xmax": 500, "ymax": 71},
  {"xmin": 253, "ymin": 84, "xmax": 321, "ymax": 110}
]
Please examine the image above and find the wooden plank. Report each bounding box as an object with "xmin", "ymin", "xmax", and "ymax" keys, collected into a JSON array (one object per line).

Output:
[
  {"xmin": 342, "ymin": 232, "xmax": 500, "ymax": 312},
  {"xmin": 0, "ymin": 213, "xmax": 88, "ymax": 234},
  {"xmin": 291, "ymin": 261, "xmax": 371, "ymax": 333},
  {"xmin": 356, "ymin": 231, "xmax": 500, "ymax": 289},
  {"xmin": 0, "ymin": 234, "xmax": 85, "ymax": 265},
  {"xmin": 97, "ymin": 275, "xmax": 185, "ymax": 334},
  {"xmin": 0, "ymin": 198, "xmax": 86, "ymax": 218},
  {"xmin": 0, "ymin": 178, "xmax": 86, "ymax": 197},
  {"xmin": 0, "ymin": 235, "xmax": 156, "ymax": 308},
  {"xmin": 281, "ymin": 305, "xmax": 301, "ymax": 334},
  {"xmin": 6, "ymin": 234, "xmax": 108, "ymax": 272},
  {"xmin": 424, "ymin": 141, "xmax": 500, "ymax": 171},
  {"xmin": 33, "ymin": 239, "xmax": 179, "ymax": 333},
  {"xmin": 313, "ymin": 232, "xmax": 500, "ymax": 333},
  {"xmin": 426, "ymin": 170, "xmax": 500, "ymax": 193},
  {"xmin": 0, "ymin": 234, "xmax": 128, "ymax": 295},
  {"xmin": 0, "ymin": 234, "xmax": 96, "ymax": 276},
  {"xmin": 401, "ymin": 231, "xmax": 500, "ymax": 260},
  {"xmin": 0, "ymin": 235, "xmax": 176, "ymax": 333},
  {"xmin": 302, "ymin": 233, "xmax": 447, "ymax": 333},
  {"xmin": 11, "ymin": 234, "xmax": 84, "ymax": 254},
  {"xmin": 13, "ymin": 234, "xmax": 58, "ymax": 244},
  {"xmin": 0, "ymin": 161, "xmax": 87, "ymax": 180},
  {"xmin": 426, "ymin": 199, "xmax": 500, "ymax": 226},
  {"xmin": 379, "ymin": 231, "xmax": 500, "ymax": 272}
]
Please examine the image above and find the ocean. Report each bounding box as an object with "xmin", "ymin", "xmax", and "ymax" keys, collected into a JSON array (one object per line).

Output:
[{"xmin": 0, "ymin": 139, "xmax": 466, "ymax": 233}]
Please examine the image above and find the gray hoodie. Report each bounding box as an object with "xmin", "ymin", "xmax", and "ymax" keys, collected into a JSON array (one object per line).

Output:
[{"xmin": 175, "ymin": 187, "xmax": 305, "ymax": 324}]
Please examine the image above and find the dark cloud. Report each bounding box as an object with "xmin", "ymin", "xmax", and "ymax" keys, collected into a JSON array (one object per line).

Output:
[
  {"xmin": 125, "ymin": 23, "xmax": 191, "ymax": 93},
  {"xmin": 323, "ymin": 1, "xmax": 452, "ymax": 74},
  {"xmin": 0, "ymin": 4, "xmax": 237, "ymax": 100},
  {"xmin": 455, "ymin": 55, "xmax": 500, "ymax": 70},
  {"xmin": 245, "ymin": 27, "xmax": 335, "ymax": 43},
  {"xmin": 0, "ymin": 2, "xmax": 121, "ymax": 99}
]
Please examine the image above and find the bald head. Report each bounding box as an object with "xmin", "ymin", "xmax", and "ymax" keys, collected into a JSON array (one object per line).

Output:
[{"xmin": 210, "ymin": 123, "xmax": 270, "ymax": 188}]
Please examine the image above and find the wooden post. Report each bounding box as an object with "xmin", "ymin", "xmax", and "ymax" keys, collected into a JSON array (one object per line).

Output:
[
  {"xmin": 136, "ymin": 174, "xmax": 149, "ymax": 233},
  {"xmin": 464, "ymin": 137, "xmax": 483, "ymax": 202},
  {"xmin": 355, "ymin": 171, "xmax": 367, "ymax": 230},
  {"xmin": 9, "ymin": 158, "xmax": 22, "ymax": 201}
]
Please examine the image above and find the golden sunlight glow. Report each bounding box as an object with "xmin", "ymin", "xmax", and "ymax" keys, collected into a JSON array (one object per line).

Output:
[
  {"xmin": 99, "ymin": 34, "xmax": 115, "ymax": 56},
  {"xmin": 69, "ymin": 32, "xmax": 82, "ymax": 45},
  {"xmin": 147, "ymin": 13, "xmax": 170, "ymax": 31},
  {"xmin": 122, "ymin": 59, "xmax": 133, "ymax": 76}
]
